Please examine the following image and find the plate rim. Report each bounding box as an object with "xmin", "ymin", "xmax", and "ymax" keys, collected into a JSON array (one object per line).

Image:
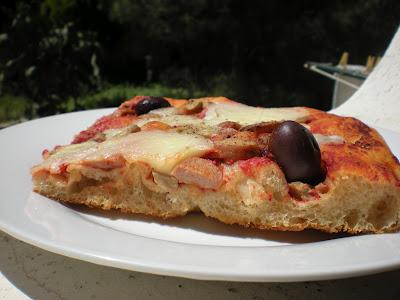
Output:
[
  {"xmin": 1, "ymin": 109, "xmax": 400, "ymax": 282},
  {"xmin": 2, "ymin": 215, "xmax": 400, "ymax": 282}
]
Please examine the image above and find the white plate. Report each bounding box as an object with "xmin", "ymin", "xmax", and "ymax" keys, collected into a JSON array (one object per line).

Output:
[{"xmin": 1, "ymin": 109, "xmax": 400, "ymax": 282}]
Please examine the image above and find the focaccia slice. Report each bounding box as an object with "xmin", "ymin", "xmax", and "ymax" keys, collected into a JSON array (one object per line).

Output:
[{"xmin": 31, "ymin": 96, "xmax": 400, "ymax": 233}]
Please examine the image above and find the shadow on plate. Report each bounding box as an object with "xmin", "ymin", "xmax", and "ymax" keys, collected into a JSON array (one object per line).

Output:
[{"xmin": 67, "ymin": 203, "xmax": 350, "ymax": 244}]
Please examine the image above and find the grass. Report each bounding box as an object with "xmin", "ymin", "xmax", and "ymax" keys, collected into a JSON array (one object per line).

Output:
[{"xmin": 0, "ymin": 95, "xmax": 32, "ymax": 123}]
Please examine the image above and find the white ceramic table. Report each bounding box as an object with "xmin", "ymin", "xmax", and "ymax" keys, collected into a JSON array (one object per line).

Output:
[{"xmin": 1, "ymin": 27, "xmax": 400, "ymax": 300}]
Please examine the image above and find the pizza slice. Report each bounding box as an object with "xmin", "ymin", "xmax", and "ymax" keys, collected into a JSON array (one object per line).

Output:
[{"xmin": 31, "ymin": 96, "xmax": 400, "ymax": 233}]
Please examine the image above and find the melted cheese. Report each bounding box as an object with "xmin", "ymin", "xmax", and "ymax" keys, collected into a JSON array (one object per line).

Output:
[
  {"xmin": 34, "ymin": 131, "xmax": 213, "ymax": 174},
  {"xmin": 314, "ymin": 134, "xmax": 345, "ymax": 145},
  {"xmin": 135, "ymin": 102, "xmax": 309, "ymax": 129},
  {"xmin": 203, "ymin": 103, "xmax": 309, "ymax": 125},
  {"xmin": 134, "ymin": 114, "xmax": 203, "ymax": 127},
  {"xmin": 33, "ymin": 102, "xmax": 343, "ymax": 177},
  {"xmin": 36, "ymin": 142, "xmax": 100, "ymax": 174}
]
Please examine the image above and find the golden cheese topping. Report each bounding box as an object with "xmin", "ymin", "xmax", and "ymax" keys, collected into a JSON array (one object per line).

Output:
[
  {"xmin": 313, "ymin": 134, "xmax": 344, "ymax": 145},
  {"xmin": 203, "ymin": 103, "xmax": 309, "ymax": 125},
  {"xmin": 33, "ymin": 131, "xmax": 213, "ymax": 174},
  {"xmin": 33, "ymin": 101, "xmax": 344, "ymax": 177},
  {"xmin": 135, "ymin": 114, "xmax": 203, "ymax": 127},
  {"xmin": 131, "ymin": 102, "xmax": 309, "ymax": 130},
  {"xmin": 35, "ymin": 142, "xmax": 100, "ymax": 174}
]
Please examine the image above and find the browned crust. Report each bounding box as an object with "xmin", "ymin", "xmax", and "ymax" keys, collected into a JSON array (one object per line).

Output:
[
  {"xmin": 34, "ymin": 189, "xmax": 186, "ymax": 219},
  {"xmin": 33, "ymin": 180, "xmax": 400, "ymax": 234},
  {"xmin": 304, "ymin": 108, "xmax": 400, "ymax": 185}
]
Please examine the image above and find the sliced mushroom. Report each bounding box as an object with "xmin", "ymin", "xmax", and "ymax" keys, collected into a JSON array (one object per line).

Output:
[
  {"xmin": 240, "ymin": 121, "xmax": 281, "ymax": 134},
  {"xmin": 127, "ymin": 124, "xmax": 141, "ymax": 133},
  {"xmin": 92, "ymin": 132, "xmax": 107, "ymax": 142},
  {"xmin": 217, "ymin": 121, "xmax": 241, "ymax": 130},
  {"xmin": 177, "ymin": 100, "xmax": 204, "ymax": 115},
  {"xmin": 152, "ymin": 171, "xmax": 179, "ymax": 190}
]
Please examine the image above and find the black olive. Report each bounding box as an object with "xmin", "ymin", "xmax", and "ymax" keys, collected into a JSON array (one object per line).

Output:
[
  {"xmin": 269, "ymin": 121, "xmax": 326, "ymax": 185},
  {"xmin": 135, "ymin": 96, "xmax": 171, "ymax": 115}
]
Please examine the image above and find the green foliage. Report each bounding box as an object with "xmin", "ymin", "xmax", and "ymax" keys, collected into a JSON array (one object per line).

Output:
[
  {"xmin": 0, "ymin": 1, "xmax": 100, "ymax": 115},
  {"xmin": 40, "ymin": 0, "xmax": 76, "ymax": 19},
  {"xmin": 60, "ymin": 84, "xmax": 207, "ymax": 112},
  {"xmin": 1, "ymin": 0, "xmax": 400, "ymax": 118},
  {"xmin": 0, "ymin": 95, "xmax": 31, "ymax": 122}
]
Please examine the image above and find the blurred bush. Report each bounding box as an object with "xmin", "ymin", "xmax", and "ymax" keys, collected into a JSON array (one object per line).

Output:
[
  {"xmin": 0, "ymin": 94, "xmax": 31, "ymax": 123},
  {"xmin": 0, "ymin": 1, "xmax": 100, "ymax": 116}
]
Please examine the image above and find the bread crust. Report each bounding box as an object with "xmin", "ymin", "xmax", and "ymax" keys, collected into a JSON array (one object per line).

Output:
[{"xmin": 32, "ymin": 97, "xmax": 400, "ymax": 234}]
